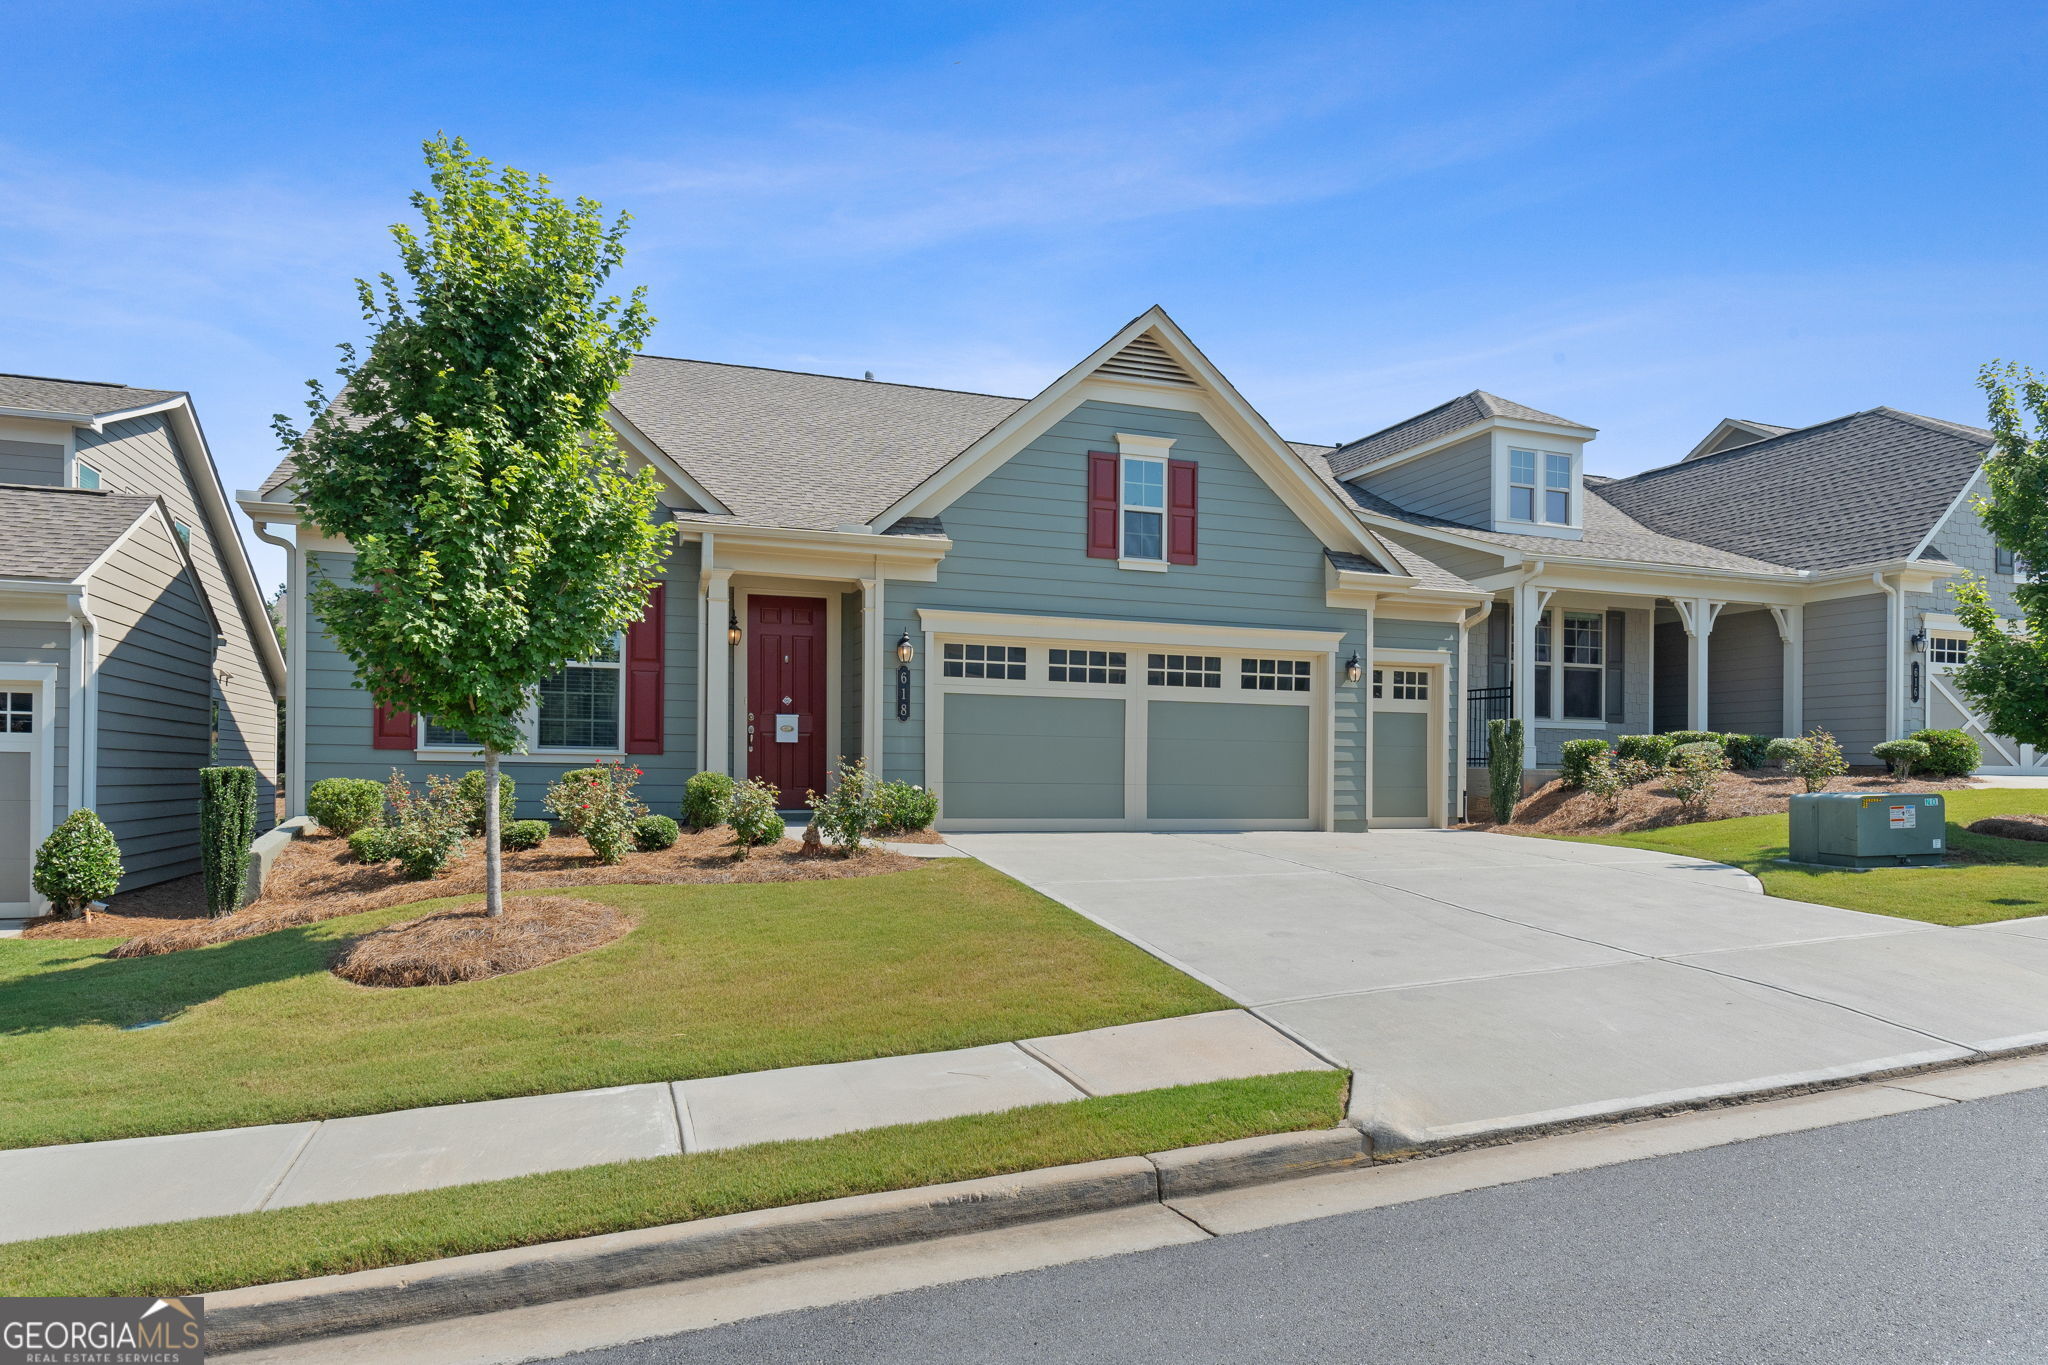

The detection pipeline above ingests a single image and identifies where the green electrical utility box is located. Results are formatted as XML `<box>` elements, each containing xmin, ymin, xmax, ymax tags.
<box><xmin>1788</xmin><ymin>793</ymin><xmax>1946</xmax><ymax>868</ymax></box>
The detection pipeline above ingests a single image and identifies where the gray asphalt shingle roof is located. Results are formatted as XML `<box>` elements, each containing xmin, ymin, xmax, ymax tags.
<box><xmin>1326</xmin><ymin>391</ymin><xmax>1590</xmax><ymax>479</ymax></box>
<box><xmin>0</xmin><ymin>486</ymin><xmax>159</xmax><ymax>580</ymax></box>
<box><xmin>0</xmin><ymin>373</ymin><xmax>185</xmax><ymax>417</ymax></box>
<box><xmin>1598</xmin><ymin>408</ymin><xmax>1991</xmax><ymax>572</ymax></box>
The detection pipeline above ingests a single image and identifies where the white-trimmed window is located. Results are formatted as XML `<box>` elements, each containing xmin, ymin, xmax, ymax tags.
<box><xmin>1531</xmin><ymin>610</ymin><xmax>1603</xmax><ymax>720</ymax></box>
<box><xmin>3</xmin><ymin>691</ymin><xmax>33</xmax><ymax>734</ymax></box>
<box><xmin>942</xmin><ymin>643</ymin><xmax>1027</xmax><ymax>680</ymax></box>
<box><xmin>1371</xmin><ymin>669</ymin><xmax>1429</xmax><ymax>701</ymax></box>
<box><xmin>1048</xmin><ymin>648</ymin><xmax>1125</xmax><ymax>684</ymax></box>
<box><xmin>1508</xmin><ymin>448</ymin><xmax>1574</xmax><ymax>526</ymax></box>
<box><xmin>1241</xmin><ymin>658</ymin><xmax>1311</xmax><ymax>692</ymax></box>
<box><xmin>1929</xmin><ymin>633</ymin><xmax>1971</xmax><ymax>667</ymax></box>
<box><xmin>1147</xmin><ymin>653</ymin><xmax>1221</xmax><ymax>688</ymax></box>
<box><xmin>1120</xmin><ymin>456</ymin><xmax>1167</xmax><ymax>561</ymax></box>
<box><xmin>75</xmin><ymin>463</ymin><xmax>101</xmax><ymax>491</ymax></box>
<box><xmin>422</xmin><ymin>637</ymin><xmax>624</xmax><ymax>751</ymax></box>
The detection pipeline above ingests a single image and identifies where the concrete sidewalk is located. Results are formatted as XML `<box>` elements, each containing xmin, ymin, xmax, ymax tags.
<box><xmin>951</xmin><ymin>829</ymin><xmax>2048</xmax><ymax>1153</ymax></box>
<box><xmin>0</xmin><ymin>1009</ymin><xmax>1328</xmax><ymax>1244</ymax></box>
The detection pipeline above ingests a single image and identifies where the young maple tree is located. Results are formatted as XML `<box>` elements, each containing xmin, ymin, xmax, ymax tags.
<box><xmin>277</xmin><ymin>136</ymin><xmax>670</xmax><ymax>916</ymax></box>
<box><xmin>1950</xmin><ymin>362</ymin><xmax>2048</xmax><ymax>750</ymax></box>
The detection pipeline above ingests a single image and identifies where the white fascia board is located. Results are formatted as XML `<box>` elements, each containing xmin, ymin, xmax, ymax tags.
<box><xmin>1343</xmin><ymin>415</ymin><xmax>1595</xmax><ymax>484</ymax></box>
<box><xmin>157</xmin><ymin>398</ymin><xmax>287</xmax><ymax>693</ymax></box>
<box><xmin>1908</xmin><ymin>463</ymin><xmax>1986</xmax><ymax>562</ymax></box>
<box><xmin>0</xmin><ymin>405</ymin><xmax>96</xmax><ymax>424</ymax></box>
<box><xmin>605</xmin><ymin>407</ymin><xmax>733</xmax><ymax>515</ymax></box>
<box><xmin>917</xmin><ymin>607</ymin><xmax>1346</xmax><ymax>654</ymax></box>
<box><xmin>872</xmin><ymin>307</ymin><xmax>1383</xmax><ymax>557</ymax></box>
<box><xmin>1351</xmin><ymin>510</ymin><xmax>1528</xmax><ymax>568</ymax></box>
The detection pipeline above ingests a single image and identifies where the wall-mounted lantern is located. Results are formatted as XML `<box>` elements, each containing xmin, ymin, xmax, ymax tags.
<box><xmin>1909</xmin><ymin>628</ymin><xmax>1927</xmax><ymax>653</ymax></box>
<box><xmin>896</xmin><ymin>630</ymin><xmax>916</xmax><ymax>665</ymax></box>
<box><xmin>727</xmin><ymin>611</ymin><xmax>742</xmax><ymax>647</ymax></box>
<box><xmin>1344</xmin><ymin>652</ymin><xmax>1363</xmax><ymax>684</ymax></box>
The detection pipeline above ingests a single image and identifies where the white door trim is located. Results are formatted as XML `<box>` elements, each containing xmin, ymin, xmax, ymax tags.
<box><xmin>0</xmin><ymin>664</ymin><xmax>60</xmax><ymax>914</ymax></box>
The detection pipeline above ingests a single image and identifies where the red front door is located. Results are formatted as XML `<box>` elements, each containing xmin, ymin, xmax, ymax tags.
<box><xmin>747</xmin><ymin>595</ymin><xmax>828</xmax><ymax>802</ymax></box>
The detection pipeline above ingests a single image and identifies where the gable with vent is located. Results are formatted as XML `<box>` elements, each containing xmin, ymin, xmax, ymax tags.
<box><xmin>1095</xmin><ymin>333</ymin><xmax>1199</xmax><ymax>388</ymax></box>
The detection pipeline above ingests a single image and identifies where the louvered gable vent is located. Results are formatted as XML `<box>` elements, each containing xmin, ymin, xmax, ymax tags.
<box><xmin>1096</xmin><ymin>333</ymin><xmax>1198</xmax><ymax>387</ymax></box>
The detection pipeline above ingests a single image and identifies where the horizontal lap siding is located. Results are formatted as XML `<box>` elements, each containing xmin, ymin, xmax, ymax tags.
<box><xmin>1707</xmin><ymin>608</ymin><xmax>1783</xmax><ymax>738</ymax></box>
<box><xmin>0</xmin><ymin>439</ymin><xmax>65</xmax><ymax>485</ymax></box>
<box><xmin>0</xmin><ymin>623</ymin><xmax>70</xmax><ymax>817</ymax></box>
<box><xmin>1803</xmin><ymin>594</ymin><xmax>1888</xmax><ymax>762</ymax></box>
<box><xmin>884</xmin><ymin>399</ymin><xmax>1374</xmax><ymax>829</ymax></box>
<box><xmin>1357</xmin><ymin>435</ymin><xmax>1492</xmax><ymax>525</ymax></box>
<box><xmin>302</xmin><ymin>539</ymin><xmax>700</xmax><ymax>821</ymax></box>
<box><xmin>76</xmin><ymin>416</ymin><xmax>276</xmax><ymax>829</ymax></box>
<box><xmin>89</xmin><ymin>517</ymin><xmax>214</xmax><ymax>888</ymax></box>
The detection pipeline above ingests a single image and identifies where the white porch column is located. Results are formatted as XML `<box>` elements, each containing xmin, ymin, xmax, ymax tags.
<box><xmin>1512</xmin><ymin>581</ymin><xmax>1546</xmax><ymax>772</ymax></box>
<box><xmin>1769</xmin><ymin>606</ymin><xmax>1802</xmax><ymax>737</ymax></box>
<box><xmin>703</xmin><ymin>568</ymin><xmax>734</xmax><ymax>775</ymax></box>
<box><xmin>1676</xmin><ymin>596</ymin><xmax>1724</xmax><ymax>732</ymax></box>
<box><xmin>859</xmin><ymin>576</ymin><xmax>883</xmax><ymax>776</ymax></box>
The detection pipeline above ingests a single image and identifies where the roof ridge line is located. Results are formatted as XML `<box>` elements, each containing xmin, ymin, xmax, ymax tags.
<box><xmin>627</xmin><ymin>352</ymin><xmax>1029</xmax><ymax>404</ymax></box>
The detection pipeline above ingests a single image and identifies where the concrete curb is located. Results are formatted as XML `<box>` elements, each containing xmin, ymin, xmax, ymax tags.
<box><xmin>243</xmin><ymin>817</ymin><xmax>315</xmax><ymax>906</ymax></box>
<box><xmin>205</xmin><ymin>1128</ymin><xmax>1362</xmax><ymax>1354</ymax></box>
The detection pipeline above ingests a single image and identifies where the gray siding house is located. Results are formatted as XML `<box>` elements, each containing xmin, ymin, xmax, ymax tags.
<box><xmin>244</xmin><ymin>309</ymin><xmax>2033</xmax><ymax>839</ymax></box>
<box><xmin>0</xmin><ymin>375</ymin><xmax>284</xmax><ymax>918</ymax></box>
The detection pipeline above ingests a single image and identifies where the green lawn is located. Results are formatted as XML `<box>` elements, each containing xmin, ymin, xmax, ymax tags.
<box><xmin>1526</xmin><ymin>787</ymin><xmax>2048</xmax><ymax>926</ymax></box>
<box><xmin>0</xmin><ymin>1071</ymin><xmax>1345</xmax><ymax>1299</ymax></box>
<box><xmin>0</xmin><ymin>860</ymin><xmax>1231</xmax><ymax>1149</ymax></box>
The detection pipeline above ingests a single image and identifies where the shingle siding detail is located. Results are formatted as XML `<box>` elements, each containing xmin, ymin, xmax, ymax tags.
<box><xmin>1903</xmin><ymin>476</ymin><xmax>2022</xmax><ymax>735</ymax></box>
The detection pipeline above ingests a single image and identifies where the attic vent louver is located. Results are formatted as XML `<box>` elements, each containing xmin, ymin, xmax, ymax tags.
<box><xmin>1096</xmin><ymin>333</ymin><xmax>1198</xmax><ymax>387</ymax></box>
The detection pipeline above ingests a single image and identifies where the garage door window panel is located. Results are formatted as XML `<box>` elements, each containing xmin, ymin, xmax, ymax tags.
<box><xmin>1048</xmin><ymin>649</ymin><xmax>1127</xmax><ymax>685</ymax></box>
<box><xmin>942</xmin><ymin>643</ymin><xmax>1027</xmax><ymax>681</ymax></box>
<box><xmin>1148</xmin><ymin>654</ymin><xmax>1221</xmax><ymax>688</ymax></box>
<box><xmin>1241</xmin><ymin>658</ymin><xmax>1311</xmax><ymax>692</ymax></box>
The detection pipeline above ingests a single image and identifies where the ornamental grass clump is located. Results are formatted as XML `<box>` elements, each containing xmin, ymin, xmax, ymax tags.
<box><xmin>199</xmin><ymin>765</ymin><xmax>258</xmax><ymax>917</ymax></box>
<box><xmin>807</xmin><ymin>757</ymin><xmax>879</xmax><ymax>855</ymax></box>
<box><xmin>384</xmin><ymin>771</ymin><xmax>470</xmax><ymax>880</ymax></box>
<box><xmin>306</xmin><ymin>777</ymin><xmax>385</xmax><ymax>835</ymax></box>
<box><xmin>33</xmin><ymin>809</ymin><xmax>122</xmax><ymax>921</ymax></box>
<box><xmin>546</xmin><ymin>761</ymin><xmax>646</xmax><ymax>865</ymax></box>
<box><xmin>728</xmin><ymin>778</ymin><xmax>785</xmax><ymax>858</ymax></box>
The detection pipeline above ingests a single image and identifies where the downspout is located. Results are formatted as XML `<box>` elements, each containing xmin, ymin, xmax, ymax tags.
<box><xmin>1456</xmin><ymin>599</ymin><xmax>1494</xmax><ymax>823</ymax></box>
<box><xmin>64</xmin><ymin>586</ymin><xmax>95</xmax><ymax>814</ymax></box>
<box><xmin>1514</xmin><ymin>560</ymin><xmax>1546</xmax><ymax>775</ymax></box>
<box><xmin>1872</xmin><ymin>570</ymin><xmax>1902</xmax><ymax>744</ymax></box>
<box><xmin>251</xmin><ymin>520</ymin><xmax>300</xmax><ymax>816</ymax></box>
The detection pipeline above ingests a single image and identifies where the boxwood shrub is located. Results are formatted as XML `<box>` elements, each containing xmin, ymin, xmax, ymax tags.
<box><xmin>1720</xmin><ymin>733</ymin><xmax>1772</xmax><ymax>770</ymax></box>
<box><xmin>200</xmin><ymin>765</ymin><xmax>258</xmax><ymax>918</ymax></box>
<box><xmin>1614</xmin><ymin>734</ymin><xmax>1676</xmax><ymax>768</ymax></box>
<box><xmin>1664</xmin><ymin>730</ymin><xmax>1725</xmax><ymax>751</ymax></box>
<box><xmin>1909</xmin><ymin>728</ymin><xmax>1980</xmax><ymax>778</ymax></box>
<box><xmin>307</xmin><ymin>777</ymin><xmax>384</xmax><ymax>836</ymax></box>
<box><xmin>683</xmin><ymin>771</ymin><xmax>736</xmax><ymax>831</ymax></box>
<box><xmin>348</xmin><ymin>826</ymin><xmax>396</xmax><ymax>863</ymax></box>
<box><xmin>500</xmin><ymin>819</ymin><xmax>550</xmax><ymax>851</ymax></box>
<box><xmin>1558</xmin><ymin>738</ymin><xmax>1612</xmax><ymax>788</ymax></box>
<box><xmin>633</xmin><ymin>814</ymin><xmax>681</xmax><ymax>852</ymax></box>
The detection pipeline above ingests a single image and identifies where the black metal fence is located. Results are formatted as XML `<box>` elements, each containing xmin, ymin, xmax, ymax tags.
<box><xmin>1466</xmin><ymin>685</ymin><xmax>1512</xmax><ymax>764</ymax></box>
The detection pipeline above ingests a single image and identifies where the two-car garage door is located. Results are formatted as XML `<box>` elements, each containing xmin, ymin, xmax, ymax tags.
<box><xmin>935</xmin><ymin>646</ymin><xmax>1317</xmax><ymax>830</ymax></box>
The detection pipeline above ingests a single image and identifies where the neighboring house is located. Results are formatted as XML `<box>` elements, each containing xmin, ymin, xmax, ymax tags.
<box><xmin>239</xmin><ymin>308</ymin><xmax>2033</xmax><ymax>841</ymax></box>
<box><xmin>0</xmin><ymin>374</ymin><xmax>285</xmax><ymax>916</ymax></box>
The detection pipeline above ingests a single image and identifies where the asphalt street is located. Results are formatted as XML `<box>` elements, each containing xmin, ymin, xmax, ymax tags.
<box><xmin>542</xmin><ymin>1086</ymin><xmax>2048</xmax><ymax>1364</ymax></box>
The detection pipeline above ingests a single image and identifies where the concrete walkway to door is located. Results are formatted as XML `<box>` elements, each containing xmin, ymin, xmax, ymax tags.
<box><xmin>947</xmin><ymin>829</ymin><xmax>2048</xmax><ymax>1152</ymax></box>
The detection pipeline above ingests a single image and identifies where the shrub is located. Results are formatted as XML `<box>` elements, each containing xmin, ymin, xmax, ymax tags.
<box><xmin>546</xmin><ymin>768</ymin><xmax>610</xmax><ymax>834</ymax></box>
<box><xmin>1721</xmin><ymin>733</ymin><xmax>1772</xmax><ymax>770</ymax></box>
<box><xmin>1580</xmin><ymin>751</ymin><xmax>1625</xmax><ymax>812</ymax></box>
<box><xmin>632</xmin><ymin>814</ymin><xmax>680</xmax><ymax>852</ymax></box>
<box><xmin>33</xmin><ymin>809</ymin><xmax>122</xmax><ymax>918</ymax></box>
<box><xmin>348</xmin><ymin>826</ymin><xmax>396</xmax><ymax>863</ymax></box>
<box><xmin>807</xmin><ymin>757</ymin><xmax>879</xmax><ymax>855</ymax></box>
<box><xmin>546</xmin><ymin>762</ymin><xmax>647</xmax><ymax>865</ymax></box>
<box><xmin>1615</xmin><ymin>755</ymin><xmax>1658</xmax><ymax>787</ymax></box>
<box><xmin>1558</xmin><ymin>739</ymin><xmax>1612</xmax><ymax>788</ymax></box>
<box><xmin>1615</xmin><ymin>734</ymin><xmax>1676</xmax><ymax>769</ymax></box>
<box><xmin>728</xmin><ymin>778</ymin><xmax>785</xmax><ymax>858</ymax></box>
<box><xmin>1664</xmin><ymin>730</ymin><xmax>1725</xmax><ymax>751</ymax></box>
<box><xmin>384</xmin><ymin>771</ymin><xmax>469</xmax><ymax>879</ymax></box>
<box><xmin>1487</xmin><ymin>718</ymin><xmax>1524</xmax><ymax>823</ymax></box>
<box><xmin>199</xmin><ymin>765</ymin><xmax>259</xmax><ymax>917</ymax></box>
<box><xmin>1777</xmin><ymin>728</ymin><xmax>1848</xmax><ymax>793</ymax></box>
<box><xmin>1871</xmin><ymin>739</ymin><xmax>1930</xmax><ymax>778</ymax></box>
<box><xmin>874</xmin><ymin>780</ymin><xmax>939</xmax><ymax>833</ymax></box>
<box><xmin>307</xmin><ymin>777</ymin><xmax>385</xmax><ymax>835</ymax></box>
<box><xmin>500</xmin><ymin>819</ymin><xmax>550</xmax><ymax>851</ymax></box>
<box><xmin>1666</xmin><ymin>743</ymin><xmax>1731</xmax><ymax>821</ymax></box>
<box><xmin>682</xmin><ymin>771</ymin><xmax>736</xmax><ymax>831</ymax></box>
<box><xmin>1909</xmin><ymin>728</ymin><xmax>1980</xmax><ymax>778</ymax></box>
<box><xmin>454</xmin><ymin>769</ymin><xmax>516</xmax><ymax>836</ymax></box>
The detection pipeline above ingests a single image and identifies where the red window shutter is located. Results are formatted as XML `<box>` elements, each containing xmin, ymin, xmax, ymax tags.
<box><xmin>371</xmin><ymin>702</ymin><xmax>415</xmax><ymax>750</ymax></box>
<box><xmin>624</xmin><ymin>582</ymin><xmax>665</xmax><ymax>755</ymax></box>
<box><xmin>1086</xmin><ymin>451</ymin><xmax>1120</xmax><ymax>559</ymax></box>
<box><xmin>1167</xmin><ymin>458</ymin><xmax>1199</xmax><ymax>565</ymax></box>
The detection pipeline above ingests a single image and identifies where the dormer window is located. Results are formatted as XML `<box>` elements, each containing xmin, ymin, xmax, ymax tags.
<box><xmin>1507</xmin><ymin>448</ymin><xmax>1573</xmax><ymax>526</ymax></box>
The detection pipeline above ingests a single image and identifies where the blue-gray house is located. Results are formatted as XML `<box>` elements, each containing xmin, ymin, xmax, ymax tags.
<box><xmin>240</xmin><ymin>308</ymin><xmax>2036</xmax><ymax>835</ymax></box>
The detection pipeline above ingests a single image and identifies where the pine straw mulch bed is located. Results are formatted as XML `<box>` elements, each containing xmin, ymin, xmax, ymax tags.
<box><xmin>27</xmin><ymin>828</ymin><xmax>916</xmax><ymax>954</ymax></box>
<box><xmin>1490</xmin><ymin>768</ymin><xmax>1982</xmax><ymax>836</ymax></box>
<box><xmin>329</xmin><ymin>895</ymin><xmax>630</xmax><ymax>987</ymax></box>
<box><xmin>1968</xmin><ymin>815</ymin><xmax>2048</xmax><ymax>843</ymax></box>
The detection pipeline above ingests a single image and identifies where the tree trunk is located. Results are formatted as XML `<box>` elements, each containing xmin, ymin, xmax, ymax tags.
<box><xmin>484</xmin><ymin>747</ymin><xmax>505</xmax><ymax>918</ymax></box>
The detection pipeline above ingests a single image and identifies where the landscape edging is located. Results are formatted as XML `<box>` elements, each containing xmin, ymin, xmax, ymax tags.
<box><xmin>203</xmin><ymin>1127</ymin><xmax>1363</xmax><ymax>1353</ymax></box>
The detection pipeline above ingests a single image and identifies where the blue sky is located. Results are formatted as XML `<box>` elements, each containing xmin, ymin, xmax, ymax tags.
<box><xmin>5</xmin><ymin>0</ymin><xmax>2044</xmax><ymax>586</ymax></box>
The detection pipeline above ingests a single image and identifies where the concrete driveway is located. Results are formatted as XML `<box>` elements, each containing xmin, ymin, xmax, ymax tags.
<box><xmin>947</xmin><ymin>830</ymin><xmax>2048</xmax><ymax>1151</ymax></box>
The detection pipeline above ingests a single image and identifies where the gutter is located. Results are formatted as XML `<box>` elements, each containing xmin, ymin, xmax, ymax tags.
<box><xmin>249</xmin><ymin>518</ymin><xmax>303</xmax><ymax>819</ymax></box>
<box><xmin>1872</xmin><ymin>570</ymin><xmax>1903</xmax><ymax>742</ymax></box>
<box><xmin>63</xmin><ymin>584</ymin><xmax>97</xmax><ymax>812</ymax></box>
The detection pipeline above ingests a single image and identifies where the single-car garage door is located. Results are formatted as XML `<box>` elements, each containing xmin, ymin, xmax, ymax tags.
<box><xmin>941</xmin><ymin>693</ymin><xmax>1126</xmax><ymax>821</ymax></box>
<box><xmin>1147</xmin><ymin>700</ymin><xmax>1310</xmax><ymax>820</ymax></box>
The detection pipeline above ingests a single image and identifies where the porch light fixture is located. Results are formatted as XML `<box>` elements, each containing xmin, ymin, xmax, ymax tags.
<box><xmin>896</xmin><ymin>631</ymin><xmax>915</xmax><ymax>665</ymax></box>
<box><xmin>727</xmin><ymin>611</ymin><xmax>742</xmax><ymax>647</ymax></box>
<box><xmin>1345</xmin><ymin>652</ymin><xmax>1363</xmax><ymax>684</ymax></box>
<box><xmin>1909</xmin><ymin>628</ymin><xmax>1927</xmax><ymax>653</ymax></box>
